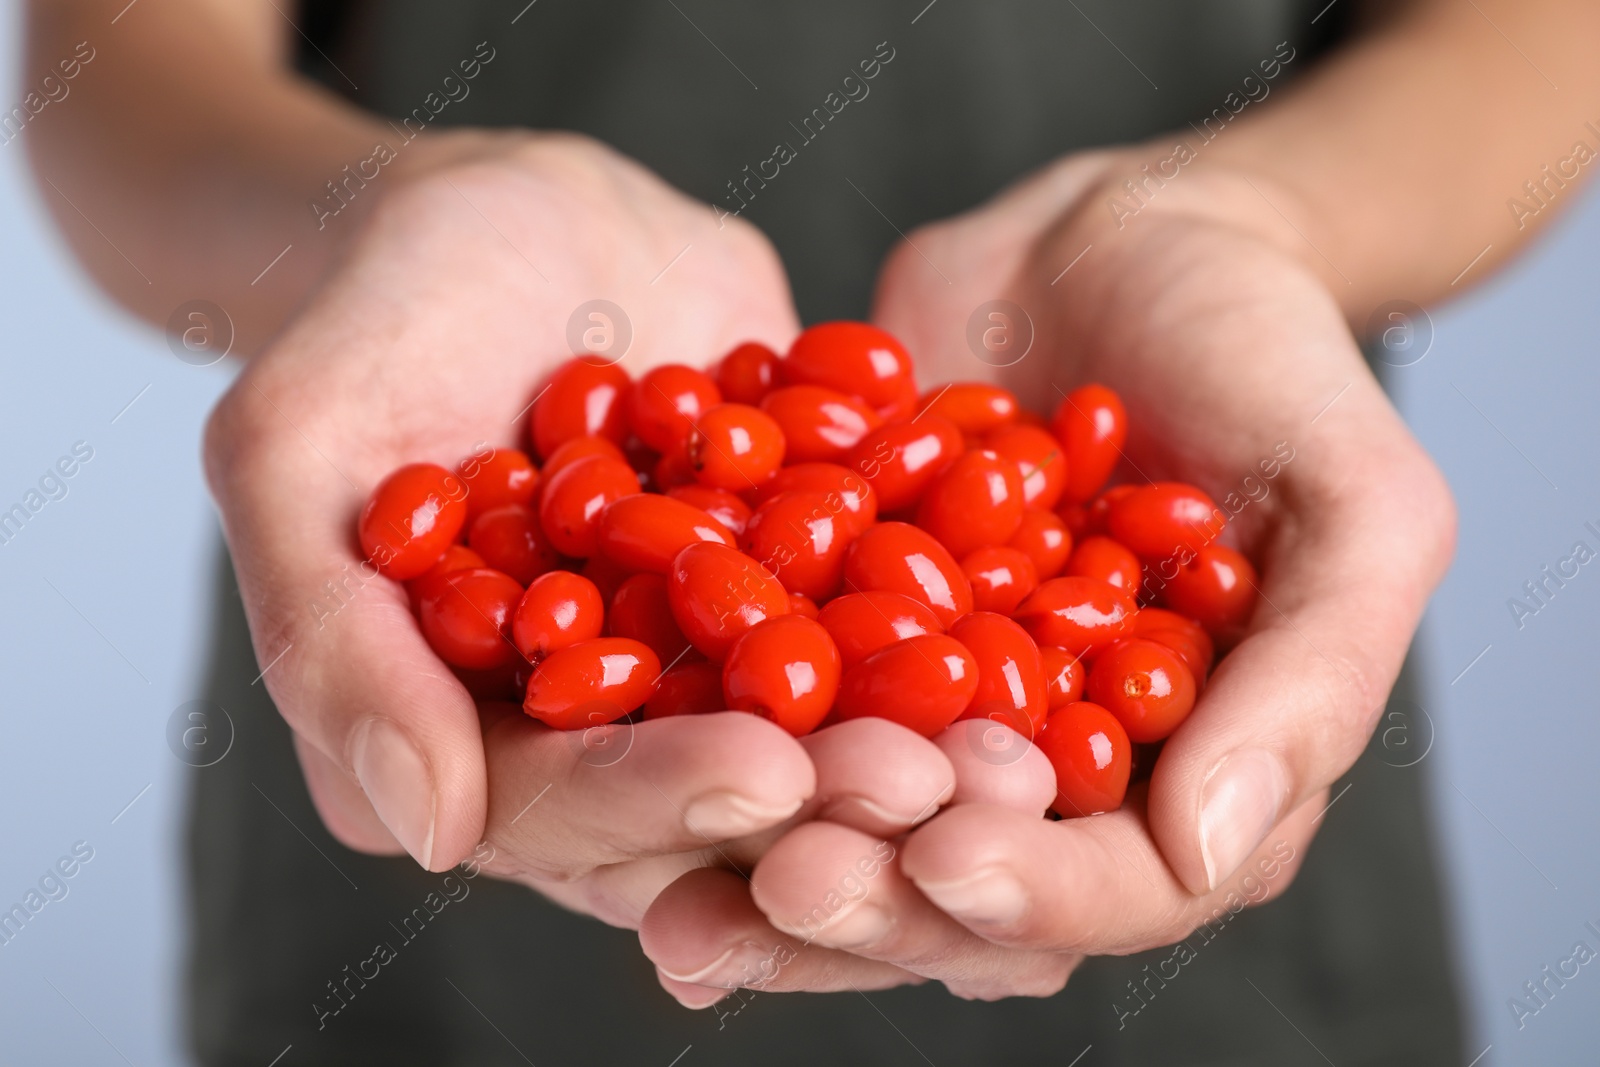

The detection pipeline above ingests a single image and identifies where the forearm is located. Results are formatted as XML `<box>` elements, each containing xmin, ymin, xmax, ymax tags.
<box><xmin>1091</xmin><ymin>0</ymin><xmax>1600</xmax><ymax>319</ymax></box>
<box><xmin>23</xmin><ymin>0</ymin><xmax>478</xmax><ymax>353</ymax></box>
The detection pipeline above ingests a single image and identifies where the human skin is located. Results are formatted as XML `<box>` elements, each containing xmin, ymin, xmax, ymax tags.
<box><xmin>25</xmin><ymin>0</ymin><xmax>1600</xmax><ymax>1006</ymax></box>
<box><xmin>645</xmin><ymin>157</ymin><xmax>1455</xmax><ymax>1000</ymax></box>
<box><xmin>641</xmin><ymin>1</ymin><xmax>1600</xmax><ymax>1002</ymax></box>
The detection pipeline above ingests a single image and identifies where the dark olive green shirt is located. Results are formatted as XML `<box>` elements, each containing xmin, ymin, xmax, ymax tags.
<box><xmin>184</xmin><ymin>4</ymin><xmax>1464</xmax><ymax>1064</ymax></box>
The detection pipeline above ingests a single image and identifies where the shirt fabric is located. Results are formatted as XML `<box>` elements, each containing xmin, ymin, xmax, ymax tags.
<box><xmin>184</xmin><ymin>3</ymin><xmax>1467</xmax><ymax>1063</ymax></box>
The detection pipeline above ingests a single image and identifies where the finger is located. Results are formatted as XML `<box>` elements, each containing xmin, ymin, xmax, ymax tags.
<box><xmin>1145</xmin><ymin>403</ymin><xmax>1455</xmax><ymax>894</ymax></box>
<box><xmin>207</xmin><ymin>398</ymin><xmax>490</xmax><ymax>873</ymax></box>
<box><xmin>639</xmin><ymin>868</ymin><xmax>921</xmax><ymax>1007</ymax></box>
<box><xmin>933</xmin><ymin>721</ymin><xmax>1055</xmax><ymax>814</ymax></box>
<box><xmin>202</xmin><ymin>147</ymin><xmax>805</xmax><ymax>874</ymax></box>
<box><xmin>293</xmin><ymin>731</ymin><xmax>403</xmax><ymax>856</ymax></box>
<box><xmin>479</xmin><ymin>711</ymin><xmax>815</xmax><ymax>881</ymax></box>
<box><xmin>797</xmin><ymin>718</ymin><xmax>955</xmax><ymax>837</ymax></box>
<box><xmin>520</xmin><ymin>721</ymin><xmax>952</xmax><ymax>929</ymax></box>
<box><xmin>531</xmin><ymin>850</ymin><xmax>709</xmax><ymax>930</ymax></box>
<box><xmin>750</xmin><ymin>822</ymin><xmax>1078</xmax><ymax>1000</ymax></box>
<box><xmin>901</xmin><ymin>791</ymin><xmax>1316</xmax><ymax>956</ymax></box>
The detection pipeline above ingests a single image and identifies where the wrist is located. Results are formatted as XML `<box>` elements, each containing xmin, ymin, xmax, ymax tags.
<box><xmin>1072</xmin><ymin>151</ymin><xmax>1321</xmax><ymax>265</ymax></box>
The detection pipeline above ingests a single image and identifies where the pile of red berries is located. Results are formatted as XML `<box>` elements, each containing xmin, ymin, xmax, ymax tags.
<box><xmin>357</xmin><ymin>322</ymin><xmax>1257</xmax><ymax>818</ymax></box>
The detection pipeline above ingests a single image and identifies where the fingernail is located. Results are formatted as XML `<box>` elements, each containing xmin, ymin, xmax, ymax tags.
<box><xmin>812</xmin><ymin>900</ymin><xmax>893</xmax><ymax>949</ymax></box>
<box><xmin>1198</xmin><ymin>749</ymin><xmax>1288</xmax><ymax>891</ymax></box>
<box><xmin>351</xmin><ymin>718</ymin><xmax>436</xmax><ymax>870</ymax></box>
<box><xmin>660</xmin><ymin>940</ymin><xmax>778</xmax><ymax>989</ymax></box>
<box><xmin>683</xmin><ymin>792</ymin><xmax>803</xmax><ymax>839</ymax></box>
<box><xmin>915</xmin><ymin>867</ymin><xmax>1028</xmax><ymax>927</ymax></box>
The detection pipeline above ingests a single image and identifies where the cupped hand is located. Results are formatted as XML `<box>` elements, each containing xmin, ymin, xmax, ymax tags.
<box><xmin>643</xmin><ymin>154</ymin><xmax>1456</xmax><ymax>1001</ymax></box>
<box><xmin>203</xmin><ymin>133</ymin><xmax>955</xmax><ymax>936</ymax></box>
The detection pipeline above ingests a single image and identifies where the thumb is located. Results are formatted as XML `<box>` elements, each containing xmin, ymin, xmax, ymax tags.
<box><xmin>1146</xmin><ymin>407</ymin><xmax>1456</xmax><ymax>894</ymax></box>
<box><xmin>205</xmin><ymin>382</ymin><xmax>488</xmax><ymax>873</ymax></box>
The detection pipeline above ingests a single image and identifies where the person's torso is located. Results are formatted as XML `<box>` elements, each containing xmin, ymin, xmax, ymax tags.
<box><xmin>299</xmin><ymin>0</ymin><xmax>1345</xmax><ymax>318</ymax></box>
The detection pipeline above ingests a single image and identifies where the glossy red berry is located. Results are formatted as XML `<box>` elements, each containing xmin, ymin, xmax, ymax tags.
<box><xmin>1008</xmin><ymin>509</ymin><xmax>1073</xmax><ymax>580</ymax></box>
<box><xmin>1134</xmin><ymin>606</ymin><xmax>1213</xmax><ymax>648</ymax></box>
<box><xmin>629</xmin><ymin>364</ymin><xmax>722</xmax><ymax>453</ymax></box>
<box><xmin>467</xmin><ymin>504</ymin><xmax>561</xmax><ymax>585</ymax></box>
<box><xmin>843</xmin><ymin>521</ymin><xmax>973</xmax><ymax>628</ymax></box>
<box><xmin>458</xmin><ymin>447</ymin><xmax>539</xmax><ymax>523</ymax></box>
<box><xmin>744</xmin><ymin>490</ymin><xmax>857</xmax><ymax>600</ymax></box>
<box><xmin>1058</xmin><ymin>483</ymin><xmax>1135</xmax><ymax>541</ymax></box>
<box><xmin>538</xmin><ymin>436</ymin><xmax>629</xmax><ymax>483</ymax></box>
<box><xmin>846</xmin><ymin>416</ymin><xmax>964</xmax><ymax>513</ymax></box>
<box><xmin>759</xmin><ymin>385</ymin><xmax>881</xmax><ymax>465</ymax></box>
<box><xmin>418</xmin><ymin>567</ymin><xmax>523</xmax><ymax>670</ymax></box>
<box><xmin>642</xmin><ymin>660</ymin><xmax>725</xmax><ymax>720</ymax></box>
<box><xmin>531</xmin><ymin>357</ymin><xmax>632</xmax><ymax>459</ymax></box>
<box><xmin>833</xmin><ymin>634</ymin><xmax>979</xmax><ymax>737</ymax></box>
<box><xmin>622</xmin><ymin>433</ymin><xmax>662</xmax><ymax>478</ymax></box>
<box><xmin>579</xmin><ymin>551</ymin><xmax>631</xmax><ymax>605</ymax></box>
<box><xmin>745</xmin><ymin>463</ymin><xmax>877</xmax><ymax>535</ymax></box>
<box><xmin>607</xmin><ymin>572</ymin><xmax>693</xmax><ymax>665</ymax></box>
<box><xmin>1064</xmin><ymin>535</ymin><xmax>1143</xmax><ymax>594</ymax></box>
<box><xmin>816</xmin><ymin>590</ymin><xmax>944</xmax><ymax>670</ymax></box>
<box><xmin>1040</xmin><ymin>646</ymin><xmax>1085</xmax><ymax>710</ymax></box>
<box><xmin>522</xmin><ymin>637</ymin><xmax>660</xmax><ymax>730</ymax></box>
<box><xmin>685</xmin><ymin>403</ymin><xmax>786</xmax><ymax>491</ymax></box>
<box><xmin>1086</xmin><ymin>638</ymin><xmax>1197</xmax><ymax>742</ymax></box>
<box><xmin>667</xmin><ymin>542</ymin><xmax>790</xmax><ymax>660</ymax></box>
<box><xmin>722</xmin><ymin>615</ymin><xmax>842</xmax><ymax>736</ymax></box>
<box><xmin>960</xmin><ymin>546</ymin><xmax>1039</xmax><ymax>615</ymax></box>
<box><xmin>406</xmin><ymin>544</ymin><xmax>487</xmax><ymax>614</ymax></box>
<box><xmin>915</xmin><ymin>449</ymin><xmax>1026</xmax><ymax>558</ymax></box>
<box><xmin>877</xmin><ymin>375</ymin><xmax>920</xmax><ymax>422</ymax></box>
<box><xmin>1136</xmin><ymin>625</ymin><xmax>1211</xmax><ymax>688</ymax></box>
<box><xmin>537</xmin><ymin>455</ymin><xmax>640</xmax><ymax>558</ymax></box>
<box><xmin>715</xmin><ymin>341</ymin><xmax>780</xmax><ymax>406</ymax></box>
<box><xmin>594</xmin><ymin>493</ymin><xmax>734</xmax><ymax>574</ymax></box>
<box><xmin>1134</xmin><ymin>607</ymin><xmax>1216</xmax><ymax>680</ymax></box>
<box><xmin>511</xmin><ymin>570</ymin><xmax>605</xmax><ymax>659</ymax></box>
<box><xmin>1012</xmin><ymin>576</ymin><xmax>1138</xmax><ymax>659</ymax></box>
<box><xmin>984</xmin><ymin>425</ymin><xmax>1068</xmax><ymax>511</ymax></box>
<box><xmin>1038</xmin><ymin>701</ymin><xmax>1132</xmax><ymax>817</ymax></box>
<box><xmin>782</xmin><ymin>321</ymin><xmax>914</xmax><ymax>411</ymax></box>
<box><xmin>950</xmin><ymin>612</ymin><xmax>1047</xmax><ymax>736</ymax></box>
<box><xmin>650</xmin><ymin>447</ymin><xmax>696</xmax><ymax>491</ymax></box>
<box><xmin>787</xmin><ymin>591</ymin><xmax>820</xmax><ymax>618</ymax></box>
<box><xmin>1108</xmin><ymin>482</ymin><xmax>1224</xmax><ymax>562</ymax></box>
<box><xmin>1161</xmin><ymin>544</ymin><xmax>1258</xmax><ymax>637</ymax></box>
<box><xmin>359</xmin><ymin>463</ymin><xmax>469</xmax><ymax>580</ymax></box>
<box><xmin>916</xmin><ymin>382</ymin><xmax>1019</xmax><ymax>437</ymax></box>
<box><xmin>666</xmin><ymin>484</ymin><xmax>753</xmax><ymax>539</ymax></box>
<box><xmin>1050</xmin><ymin>383</ymin><xmax>1127</xmax><ymax>504</ymax></box>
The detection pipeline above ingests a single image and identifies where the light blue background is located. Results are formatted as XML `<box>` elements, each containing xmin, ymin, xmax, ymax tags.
<box><xmin>1</xmin><ymin>5</ymin><xmax>1597</xmax><ymax>1064</ymax></box>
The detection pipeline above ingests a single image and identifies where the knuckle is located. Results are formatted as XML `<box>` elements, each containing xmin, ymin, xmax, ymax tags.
<box><xmin>202</xmin><ymin>376</ymin><xmax>283</xmax><ymax>502</ymax></box>
<box><xmin>886</xmin><ymin>225</ymin><xmax>946</xmax><ymax>281</ymax></box>
<box><xmin>1405</xmin><ymin>454</ymin><xmax>1459</xmax><ymax>573</ymax></box>
<box><xmin>506</xmin><ymin>129</ymin><xmax>622</xmax><ymax>176</ymax></box>
<box><xmin>714</xmin><ymin>213</ymin><xmax>785</xmax><ymax>271</ymax></box>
